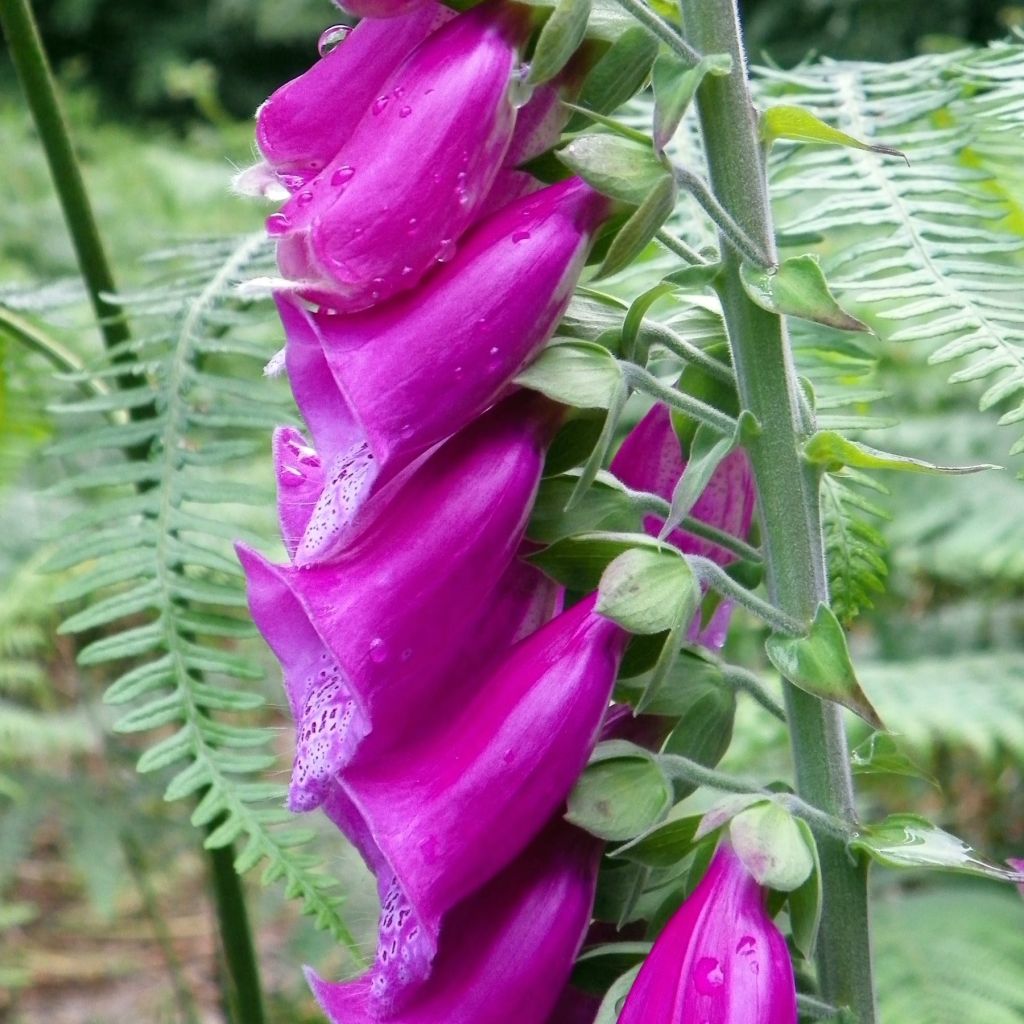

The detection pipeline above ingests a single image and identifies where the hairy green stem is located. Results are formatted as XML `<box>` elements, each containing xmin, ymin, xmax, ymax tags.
<box><xmin>720</xmin><ymin>664</ymin><xmax>787</xmax><ymax>722</ymax></box>
<box><xmin>609</xmin><ymin>0</ymin><xmax>702</xmax><ymax>64</ymax></box>
<box><xmin>621</xmin><ymin>362</ymin><xmax>737</xmax><ymax>434</ymax></box>
<box><xmin>0</xmin><ymin>2</ymin><xmax>268</xmax><ymax>1018</ymax></box>
<box><xmin>637</xmin><ymin>321</ymin><xmax>736</xmax><ymax>384</ymax></box>
<box><xmin>682</xmin><ymin>2</ymin><xmax>876</xmax><ymax>1018</ymax></box>
<box><xmin>689</xmin><ymin>556</ymin><xmax>804</xmax><ymax>635</ymax></box>
<box><xmin>655</xmin><ymin>227</ymin><xmax>708</xmax><ymax>266</ymax></box>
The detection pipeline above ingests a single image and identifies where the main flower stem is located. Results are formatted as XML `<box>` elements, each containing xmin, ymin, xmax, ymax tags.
<box><xmin>680</xmin><ymin>1</ymin><xmax>877</xmax><ymax>1018</ymax></box>
<box><xmin>0</xmin><ymin>2</ymin><xmax>266</xmax><ymax>1019</ymax></box>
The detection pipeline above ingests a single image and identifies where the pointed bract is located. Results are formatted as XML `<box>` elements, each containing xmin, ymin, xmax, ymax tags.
<box><xmin>279</xmin><ymin>177</ymin><xmax>607</xmax><ymax>562</ymax></box>
<box><xmin>618</xmin><ymin>844</ymin><xmax>797</xmax><ymax>1024</ymax></box>
<box><xmin>308</xmin><ymin>820</ymin><xmax>601</xmax><ymax>1024</ymax></box>
<box><xmin>272</xmin><ymin>3</ymin><xmax>529</xmax><ymax>310</ymax></box>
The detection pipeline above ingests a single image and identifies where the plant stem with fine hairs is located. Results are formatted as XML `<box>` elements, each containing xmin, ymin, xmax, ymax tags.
<box><xmin>681</xmin><ymin>0</ymin><xmax>878</xmax><ymax>1018</ymax></box>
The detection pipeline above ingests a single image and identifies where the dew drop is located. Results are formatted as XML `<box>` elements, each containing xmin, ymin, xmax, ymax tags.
<box><xmin>331</xmin><ymin>165</ymin><xmax>355</xmax><ymax>187</ymax></box>
<box><xmin>694</xmin><ymin>957</ymin><xmax>725</xmax><ymax>996</ymax></box>
<box><xmin>297</xmin><ymin>190</ymin><xmax>314</xmax><ymax>206</ymax></box>
<box><xmin>488</xmin><ymin>346</ymin><xmax>500</xmax><ymax>358</ymax></box>
<box><xmin>317</xmin><ymin>24</ymin><xmax>351</xmax><ymax>57</ymax></box>
<box><xmin>372</xmin><ymin>95</ymin><xmax>389</xmax><ymax>116</ymax></box>
<box><xmin>512</xmin><ymin>229</ymin><xmax>531</xmax><ymax>244</ymax></box>
<box><xmin>266</xmin><ymin>212</ymin><xmax>291</xmax><ymax>236</ymax></box>
<box><xmin>399</xmin><ymin>105</ymin><xmax>413</xmax><ymax>119</ymax></box>
<box><xmin>508</xmin><ymin>63</ymin><xmax>535</xmax><ymax>109</ymax></box>
<box><xmin>401</xmin><ymin>265</ymin><xmax>414</xmax><ymax>276</ymax></box>
<box><xmin>279</xmin><ymin>466</ymin><xmax>305</xmax><ymax>488</ymax></box>
<box><xmin>369</xmin><ymin>638</ymin><xmax>388</xmax><ymax>664</ymax></box>
<box><xmin>277</xmin><ymin>172</ymin><xmax>306</xmax><ymax>193</ymax></box>
<box><xmin>406</xmin><ymin>217</ymin><xmax>419</xmax><ymax>234</ymax></box>
<box><xmin>435</xmin><ymin>237</ymin><xmax>456</xmax><ymax>263</ymax></box>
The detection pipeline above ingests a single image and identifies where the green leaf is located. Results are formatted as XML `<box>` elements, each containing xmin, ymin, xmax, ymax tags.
<box><xmin>739</xmin><ymin>255</ymin><xmax>868</xmax><ymax>332</ymax></box>
<box><xmin>514</xmin><ymin>340</ymin><xmax>623</xmax><ymax>408</ymax></box>
<box><xmin>653</xmin><ymin>52</ymin><xmax>732</xmax><ymax>150</ymax></box>
<box><xmin>528</xmin><ymin>530</ymin><xmax>663</xmax><ymax>590</ymax></box>
<box><xmin>761</xmin><ymin>104</ymin><xmax>906</xmax><ymax>161</ymax></box>
<box><xmin>577</xmin><ymin>25</ymin><xmax>659</xmax><ymax>115</ymax></box>
<box><xmin>788</xmin><ymin>818</ymin><xmax>823</xmax><ymax>959</ymax></box>
<box><xmin>528</xmin><ymin>472</ymin><xmax>641</xmax><ymax>544</ymax></box>
<box><xmin>851</xmin><ymin>815</ymin><xmax>1024</xmax><ymax>884</ymax></box>
<box><xmin>557</xmin><ymin>134</ymin><xmax>670</xmax><ymax>206</ymax></box>
<box><xmin>598</xmin><ymin>173</ymin><xmax>678</xmax><ymax>279</ymax></box>
<box><xmin>528</xmin><ymin>0</ymin><xmax>591</xmax><ymax>85</ymax></box>
<box><xmin>804</xmin><ymin>431</ymin><xmax>999</xmax><ymax>476</ymax></box>
<box><xmin>596</xmin><ymin>547</ymin><xmax>699</xmax><ymax>634</ymax></box>
<box><xmin>729</xmin><ymin>801</ymin><xmax>815</xmax><ymax>892</ymax></box>
<box><xmin>566</xmin><ymin>740</ymin><xmax>673</xmax><ymax>841</ymax></box>
<box><xmin>765</xmin><ymin>603</ymin><xmax>884</xmax><ymax>729</ymax></box>
<box><xmin>660</xmin><ymin>678</ymin><xmax>736</xmax><ymax>796</ymax></box>
<box><xmin>594</xmin><ymin>965</ymin><xmax>642</xmax><ymax>1024</ymax></box>
<box><xmin>572</xmin><ymin>942</ymin><xmax>651</xmax><ymax>996</ymax></box>
<box><xmin>612</xmin><ymin>805</ymin><xmax>703</xmax><ymax>867</ymax></box>
<box><xmin>850</xmin><ymin>732</ymin><xmax>937</xmax><ymax>786</ymax></box>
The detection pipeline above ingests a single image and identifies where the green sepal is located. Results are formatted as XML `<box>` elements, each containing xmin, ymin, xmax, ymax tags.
<box><xmin>557</xmin><ymin>134</ymin><xmax>669</xmax><ymax>206</ymax></box>
<box><xmin>514</xmin><ymin>339</ymin><xmax>622</xmax><ymax>408</ymax></box>
<box><xmin>597</xmin><ymin>173</ymin><xmax>678</xmax><ymax>279</ymax></box>
<box><xmin>695</xmin><ymin>792</ymin><xmax>771</xmax><ymax>841</ymax></box>
<box><xmin>566</xmin><ymin>740</ymin><xmax>673</xmax><ymax>841</ymax></box>
<box><xmin>577</xmin><ymin>25</ymin><xmax>659</xmax><ymax>114</ymax></box>
<box><xmin>765</xmin><ymin>603</ymin><xmax>884</xmax><ymax>729</ymax></box>
<box><xmin>596</xmin><ymin>546</ymin><xmax>700</xmax><ymax>635</ymax></box>
<box><xmin>661</xmin><ymin>679</ymin><xmax>737</xmax><ymax>798</ymax></box>
<box><xmin>804</xmin><ymin>430</ymin><xmax>1000</xmax><ymax>475</ymax></box>
<box><xmin>729</xmin><ymin>801</ymin><xmax>815</xmax><ymax>892</ymax></box>
<box><xmin>761</xmin><ymin>104</ymin><xmax>907</xmax><ymax>163</ymax></box>
<box><xmin>611</xmin><ymin>806</ymin><xmax>703</xmax><ymax>867</ymax></box>
<box><xmin>787</xmin><ymin>817</ymin><xmax>823</xmax><ymax>958</ymax></box>
<box><xmin>528</xmin><ymin>471</ymin><xmax>641</xmax><ymax>544</ymax></box>
<box><xmin>594</xmin><ymin>965</ymin><xmax>642</xmax><ymax>1024</ymax></box>
<box><xmin>652</xmin><ymin>52</ymin><xmax>732</xmax><ymax>150</ymax></box>
<box><xmin>739</xmin><ymin>255</ymin><xmax>869</xmax><ymax>332</ymax></box>
<box><xmin>851</xmin><ymin>814</ymin><xmax>1024</xmax><ymax>884</ymax></box>
<box><xmin>528</xmin><ymin>0</ymin><xmax>591</xmax><ymax>85</ymax></box>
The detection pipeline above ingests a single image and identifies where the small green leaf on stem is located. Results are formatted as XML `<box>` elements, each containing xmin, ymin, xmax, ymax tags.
<box><xmin>761</xmin><ymin>104</ymin><xmax>907</xmax><ymax>163</ymax></box>
<box><xmin>851</xmin><ymin>732</ymin><xmax>937</xmax><ymax>786</ymax></box>
<box><xmin>515</xmin><ymin>339</ymin><xmax>622</xmax><ymax>408</ymax></box>
<box><xmin>529</xmin><ymin>0</ymin><xmax>592</xmax><ymax>84</ymax></box>
<box><xmin>739</xmin><ymin>255</ymin><xmax>869</xmax><ymax>332</ymax></box>
<box><xmin>804</xmin><ymin>431</ymin><xmax>1000</xmax><ymax>475</ymax></box>
<box><xmin>578</xmin><ymin>24</ymin><xmax>660</xmax><ymax>114</ymax></box>
<box><xmin>597</xmin><ymin>173</ymin><xmax>678</xmax><ymax>278</ymax></box>
<box><xmin>611</xmin><ymin>806</ymin><xmax>703</xmax><ymax>867</ymax></box>
<box><xmin>567</xmin><ymin>740</ymin><xmax>673</xmax><ymax>840</ymax></box>
<box><xmin>765</xmin><ymin>604</ymin><xmax>884</xmax><ymax>729</ymax></box>
<box><xmin>653</xmin><ymin>51</ymin><xmax>732</xmax><ymax>150</ymax></box>
<box><xmin>730</xmin><ymin>801</ymin><xmax>815</xmax><ymax>892</ymax></box>
<box><xmin>557</xmin><ymin>133</ymin><xmax>669</xmax><ymax>205</ymax></box>
<box><xmin>597</xmin><ymin>546</ymin><xmax>700</xmax><ymax>634</ymax></box>
<box><xmin>851</xmin><ymin>814</ymin><xmax>1024</xmax><ymax>884</ymax></box>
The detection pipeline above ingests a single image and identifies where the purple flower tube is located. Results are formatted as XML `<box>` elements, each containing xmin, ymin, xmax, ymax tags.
<box><xmin>271</xmin><ymin>2</ymin><xmax>530</xmax><ymax>310</ymax></box>
<box><xmin>617</xmin><ymin>844</ymin><xmax>797</xmax><ymax>1024</ymax></box>
<box><xmin>279</xmin><ymin>176</ymin><xmax>608</xmax><ymax>564</ymax></box>
<box><xmin>236</xmin><ymin>396</ymin><xmax>555</xmax><ymax>811</ymax></box>
<box><xmin>254</xmin><ymin>4</ymin><xmax>448</xmax><ymax>188</ymax></box>
<box><xmin>307</xmin><ymin>819</ymin><xmax>602</xmax><ymax>1024</ymax></box>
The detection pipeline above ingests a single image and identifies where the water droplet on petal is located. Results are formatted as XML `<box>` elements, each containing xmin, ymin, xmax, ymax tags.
<box><xmin>297</xmin><ymin>190</ymin><xmax>314</xmax><ymax>206</ymax></box>
<box><xmin>266</xmin><ymin>212</ymin><xmax>291</xmax><ymax>236</ymax></box>
<box><xmin>369</xmin><ymin>638</ymin><xmax>388</xmax><ymax>664</ymax></box>
<box><xmin>317</xmin><ymin>24</ymin><xmax>351</xmax><ymax>57</ymax></box>
<box><xmin>399</xmin><ymin>105</ymin><xmax>413</xmax><ymax>119</ymax></box>
<box><xmin>512</xmin><ymin>229</ymin><xmax>531</xmax><ymax>244</ymax></box>
<box><xmin>694</xmin><ymin>957</ymin><xmax>725</xmax><ymax>996</ymax></box>
<box><xmin>509</xmin><ymin>63</ymin><xmax>535</xmax><ymax>109</ymax></box>
<box><xmin>331</xmin><ymin>165</ymin><xmax>355</xmax><ymax>187</ymax></box>
<box><xmin>407</xmin><ymin>217</ymin><xmax>419</xmax><ymax>235</ymax></box>
<box><xmin>435</xmin><ymin>238</ymin><xmax>456</xmax><ymax>263</ymax></box>
<box><xmin>279</xmin><ymin>466</ymin><xmax>305</xmax><ymax>487</ymax></box>
<box><xmin>372</xmin><ymin>95</ymin><xmax>389</xmax><ymax>116</ymax></box>
<box><xmin>277</xmin><ymin>172</ymin><xmax>306</xmax><ymax>193</ymax></box>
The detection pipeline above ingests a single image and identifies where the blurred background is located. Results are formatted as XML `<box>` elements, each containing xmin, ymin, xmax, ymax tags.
<box><xmin>2</xmin><ymin>1</ymin><xmax>1023</xmax><ymax>1022</ymax></box>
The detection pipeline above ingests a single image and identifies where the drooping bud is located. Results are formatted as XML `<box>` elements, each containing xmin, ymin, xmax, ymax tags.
<box><xmin>272</xmin><ymin>2</ymin><xmax>530</xmax><ymax>310</ymax></box>
<box><xmin>617</xmin><ymin>844</ymin><xmax>797</xmax><ymax>1024</ymax></box>
<box><xmin>279</xmin><ymin>176</ymin><xmax>609</xmax><ymax>563</ymax></box>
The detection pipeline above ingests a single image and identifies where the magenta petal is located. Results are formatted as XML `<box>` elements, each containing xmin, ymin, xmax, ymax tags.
<box><xmin>279</xmin><ymin>178</ymin><xmax>606</xmax><ymax>562</ymax></box>
<box><xmin>237</xmin><ymin>398</ymin><xmax>550</xmax><ymax>806</ymax></box>
<box><xmin>273</xmin><ymin>3</ymin><xmax>528</xmax><ymax>310</ymax></box>
<box><xmin>618</xmin><ymin>845</ymin><xmax>797</xmax><ymax>1024</ymax></box>
<box><xmin>307</xmin><ymin>819</ymin><xmax>601</xmax><ymax>1024</ymax></box>
<box><xmin>546</xmin><ymin>987</ymin><xmax>601</xmax><ymax>1024</ymax></box>
<box><xmin>611</xmin><ymin>404</ymin><xmax>756</xmax><ymax>567</ymax></box>
<box><xmin>256</xmin><ymin>4</ymin><xmax>446</xmax><ymax>178</ymax></box>
<box><xmin>336</xmin><ymin>596</ymin><xmax>625</xmax><ymax>1006</ymax></box>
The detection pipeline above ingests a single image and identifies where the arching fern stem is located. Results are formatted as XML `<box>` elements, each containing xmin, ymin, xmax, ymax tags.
<box><xmin>682</xmin><ymin>1</ymin><xmax>877</xmax><ymax>1020</ymax></box>
<box><xmin>0</xmin><ymin>1</ymin><xmax>266</xmax><ymax>1020</ymax></box>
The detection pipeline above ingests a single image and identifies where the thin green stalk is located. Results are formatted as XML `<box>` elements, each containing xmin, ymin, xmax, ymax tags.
<box><xmin>609</xmin><ymin>0</ymin><xmax>702</xmax><ymax>64</ymax></box>
<box><xmin>720</xmin><ymin>664</ymin><xmax>787</xmax><ymax>722</ymax></box>
<box><xmin>655</xmin><ymin>227</ymin><xmax>707</xmax><ymax>266</ymax></box>
<box><xmin>637</xmin><ymin>320</ymin><xmax>736</xmax><ymax>385</ymax></box>
<box><xmin>688</xmin><ymin>556</ymin><xmax>804</xmax><ymax>635</ymax></box>
<box><xmin>621</xmin><ymin>362</ymin><xmax>737</xmax><ymax>434</ymax></box>
<box><xmin>681</xmin><ymin>1</ymin><xmax>877</xmax><ymax>1019</ymax></box>
<box><xmin>1</xmin><ymin>2</ymin><xmax>267</xmax><ymax>1018</ymax></box>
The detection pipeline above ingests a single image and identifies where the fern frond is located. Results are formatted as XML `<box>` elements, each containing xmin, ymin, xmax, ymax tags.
<box><xmin>50</xmin><ymin>234</ymin><xmax>360</xmax><ymax>950</ymax></box>
<box><xmin>874</xmin><ymin>884</ymin><xmax>1024</xmax><ymax>1024</ymax></box>
<box><xmin>760</xmin><ymin>45</ymin><xmax>1024</xmax><ymax>462</ymax></box>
